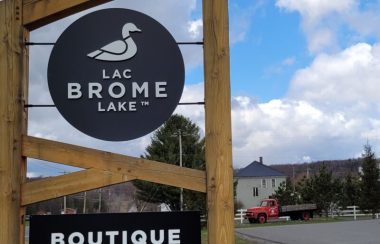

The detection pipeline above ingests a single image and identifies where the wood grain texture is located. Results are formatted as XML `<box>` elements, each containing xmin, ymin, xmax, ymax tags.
<box><xmin>19</xmin><ymin>27</ymin><xmax>29</xmax><ymax>244</ymax></box>
<box><xmin>203</xmin><ymin>0</ymin><xmax>235</xmax><ymax>243</ymax></box>
<box><xmin>22</xmin><ymin>136</ymin><xmax>207</xmax><ymax>193</ymax></box>
<box><xmin>23</xmin><ymin>0</ymin><xmax>112</xmax><ymax>30</ymax></box>
<box><xmin>0</xmin><ymin>1</ymin><xmax>29</xmax><ymax>243</ymax></box>
<box><xmin>21</xmin><ymin>169</ymin><xmax>136</xmax><ymax>205</ymax></box>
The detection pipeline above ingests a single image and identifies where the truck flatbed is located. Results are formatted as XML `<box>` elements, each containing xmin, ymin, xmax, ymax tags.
<box><xmin>280</xmin><ymin>204</ymin><xmax>317</xmax><ymax>213</ymax></box>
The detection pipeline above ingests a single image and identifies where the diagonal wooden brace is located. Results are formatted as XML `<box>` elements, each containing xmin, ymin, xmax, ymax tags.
<box><xmin>22</xmin><ymin>136</ymin><xmax>207</xmax><ymax>195</ymax></box>
<box><xmin>21</xmin><ymin>168</ymin><xmax>136</xmax><ymax>205</ymax></box>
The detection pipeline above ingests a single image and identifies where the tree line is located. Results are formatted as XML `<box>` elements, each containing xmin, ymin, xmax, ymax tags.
<box><xmin>272</xmin><ymin>144</ymin><xmax>380</xmax><ymax>218</ymax></box>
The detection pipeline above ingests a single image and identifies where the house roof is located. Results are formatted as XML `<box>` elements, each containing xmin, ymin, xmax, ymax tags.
<box><xmin>235</xmin><ymin>161</ymin><xmax>286</xmax><ymax>177</ymax></box>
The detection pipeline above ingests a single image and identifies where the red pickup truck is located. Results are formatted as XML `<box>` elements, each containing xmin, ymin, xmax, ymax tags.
<box><xmin>245</xmin><ymin>198</ymin><xmax>317</xmax><ymax>224</ymax></box>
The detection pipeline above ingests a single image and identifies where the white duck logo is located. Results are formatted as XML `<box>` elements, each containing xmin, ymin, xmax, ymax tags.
<box><xmin>87</xmin><ymin>23</ymin><xmax>141</xmax><ymax>62</ymax></box>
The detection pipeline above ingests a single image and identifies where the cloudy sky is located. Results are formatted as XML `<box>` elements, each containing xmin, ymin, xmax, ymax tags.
<box><xmin>27</xmin><ymin>0</ymin><xmax>380</xmax><ymax>177</ymax></box>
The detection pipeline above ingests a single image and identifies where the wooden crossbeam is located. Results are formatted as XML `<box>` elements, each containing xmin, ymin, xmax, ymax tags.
<box><xmin>23</xmin><ymin>0</ymin><xmax>112</xmax><ymax>30</ymax></box>
<box><xmin>22</xmin><ymin>136</ymin><xmax>207</xmax><ymax>193</ymax></box>
<box><xmin>21</xmin><ymin>168</ymin><xmax>135</xmax><ymax>205</ymax></box>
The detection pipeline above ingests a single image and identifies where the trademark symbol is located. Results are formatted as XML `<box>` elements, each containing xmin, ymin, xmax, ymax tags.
<box><xmin>141</xmin><ymin>101</ymin><xmax>150</xmax><ymax>106</ymax></box>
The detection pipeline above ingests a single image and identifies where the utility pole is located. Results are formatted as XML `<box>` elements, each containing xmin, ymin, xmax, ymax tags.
<box><xmin>60</xmin><ymin>171</ymin><xmax>69</xmax><ymax>214</ymax></box>
<box><xmin>178</xmin><ymin>129</ymin><xmax>183</xmax><ymax>211</ymax></box>
<box><xmin>292</xmin><ymin>165</ymin><xmax>295</xmax><ymax>193</ymax></box>
<box><xmin>83</xmin><ymin>191</ymin><xmax>87</xmax><ymax>214</ymax></box>
<box><xmin>98</xmin><ymin>189</ymin><xmax>102</xmax><ymax>213</ymax></box>
<box><xmin>171</xmin><ymin>129</ymin><xmax>184</xmax><ymax>211</ymax></box>
<box><xmin>63</xmin><ymin>195</ymin><xmax>67</xmax><ymax>214</ymax></box>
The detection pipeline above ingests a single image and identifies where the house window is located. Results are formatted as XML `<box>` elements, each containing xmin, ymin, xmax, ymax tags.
<box><xmin>262</xmin><ymin>179</ymin><xmax>266</xmax><ymax>188</ymax></box>
<box><xmin>272</xmin><ymin>179</ymin><xmax>276</xmax><ymax>188</ymax></box>
<box><xmin>253</xmin><ymin>187</ymin><xmax>259</xmax><ymax>197</ymax></box>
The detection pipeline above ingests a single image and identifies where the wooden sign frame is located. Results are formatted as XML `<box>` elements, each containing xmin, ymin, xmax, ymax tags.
<box><xmin>0</xmin><ymin>0</ymin><xmax>234</xmax><ymax>243</ymax></box>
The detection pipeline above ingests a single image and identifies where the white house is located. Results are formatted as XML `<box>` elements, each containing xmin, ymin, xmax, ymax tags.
<box><xmin>235</xmin><ymin>157</ymin><xmax>287</xmax><ymax>209</ymax></box>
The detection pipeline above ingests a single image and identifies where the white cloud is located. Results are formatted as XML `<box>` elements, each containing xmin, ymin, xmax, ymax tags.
<box><xmin>233</xmin><ymin>42</ymin><xmax>380</xmax><ymax>167</ymax></box>
<box><xmin>275</xmin><ymin>0</ymin><xmax>380</xmax><ymax>54</ymax></box>
<box><xmin>231</xmin><ymin>96</ymin><xmax>365</xmax><ymax>167</ymax></box>
<box><xmin>175</xmin><ymin>83</ymin><xmax>205</xmax><ymax>132</ymax></box>
<box><xmin>276</xmin><ymin>0</ymin><xmax>355</xmax><ymax>23</ymax></box>
<box><xmin>302</xmin><ymin>156</ymin><xmax>312</xmax><ymax>163</ymax></box>
<box><xmin>288</xmin><ymin>43</ymin><xmax>380</xmax><ymax>110</ymax></box>
<box><xmin>27</xmin><ymin>172</ymin><xmax>40</xmax><ymax>178</ymax></box>
<box><xmin>282</xmin><ymin>57</ymin><xmax>296</xmax><ymax>66</ymax></box>
<box><xmin>307</xmin><ymin>28</ymin><xmax>337</xmax><ymax>54</ymax></box>
<box><xmin>188</xmin><ymin>19</ymin><xmax>203</xmax><ymax>39</ymax></box>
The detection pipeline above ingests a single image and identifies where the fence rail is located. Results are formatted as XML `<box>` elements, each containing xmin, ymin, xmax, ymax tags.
<box><xmin>235</xmin><ymin>209</ymin><xmax>247</xmax><ymax>224</ymax></box>
<box><xmin>330</xmin><ymin>206</ymin><xmax>379</xmax><ymax>220</ymax></box>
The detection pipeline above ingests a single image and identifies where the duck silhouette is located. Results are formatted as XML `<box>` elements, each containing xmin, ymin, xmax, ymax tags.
<box><xmin>87</xmin><ymin>23</ymin><xmax>141</xmax><ymax>62</ymax></box>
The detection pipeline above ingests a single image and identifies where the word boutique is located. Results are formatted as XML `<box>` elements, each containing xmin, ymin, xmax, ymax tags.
<box><xmin>51</xmin><ymin>229</ymin><xmax>181</xmax><ymax>244</ymax></box>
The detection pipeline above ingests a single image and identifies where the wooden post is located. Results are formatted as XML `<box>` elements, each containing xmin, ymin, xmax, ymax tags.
<box><xmin>203</xmin><ymin>0</ymin><xmax>235</xmax><ymax>243</ymax></box>
<box><xmin>0</xmin><ymin>0</ymin><xmax>28</xmax><ymax>244</ymax></box>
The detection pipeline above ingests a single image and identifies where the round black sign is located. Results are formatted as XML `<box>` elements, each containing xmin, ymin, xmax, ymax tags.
<box><xmin>48</xmin><ymin>9</ymin><xmax>185</xmax><ymax>141</ymax></box>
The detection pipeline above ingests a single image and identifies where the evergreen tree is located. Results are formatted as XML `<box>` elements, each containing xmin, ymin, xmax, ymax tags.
<box><xmin>272</xmin><ymin>178</ymin><xmax>299</xmax><ymax>205</ymax></box>
<box><xmin>312</xmin><ymin>165</ymin><xmax>337</xmax><ymax>217</ymax></box>
<box><xmin>133</xmin><ymin>114</ymin><xmax>206</xmax><ymax>213</ymax></box>
<box><xmin>359</xmin><ymin>144</ymin><xmax>380</xmax><ymax>218</ymax></box>
<box><xmin>340</xmin><ymin>173</ymin><xmax>360</xmax><ymax>208</ymax></box>
<box><xmin>297</xmin><ymin>176</ymin><xmax>314</xmax><ymax>204</ymax></box>
<box><xmin>297</xmin><ymin>165</ymin><xmax>338</xmax><ymax>217</ymax></box>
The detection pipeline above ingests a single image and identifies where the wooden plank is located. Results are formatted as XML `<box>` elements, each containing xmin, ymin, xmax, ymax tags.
<box><xmin>0</xmin><ymin>1</ymin><xmax>29</xmax><ymax>244</ymax></box>
<box><xmin>21</xmin><ymin>169</ymin><xmax>136</xmax><ymax>205</ymax></box>
<box><xmin>203</xmin><ymin>0</ymin><xmax>235</xmax><ymax>243</ymax></box>
<box><xmin>23</xmin><ymin>0</ymin><xmax>112</xmax><ymax>30</ymax></box>
<box><xmin>22</xmin><ymin>136</ymin><xmax>207</xmax><ymax>193</ymax></box>
<box><xmin>19</xmin><ymin>26</ymin><xmax>29</xmax><ymax>244</ymax></box>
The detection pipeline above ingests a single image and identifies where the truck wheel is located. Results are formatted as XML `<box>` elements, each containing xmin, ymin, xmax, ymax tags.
<box><xmin>302</xmin><ymin>211</ymin><xmax>310</xmax><ymax>221</ymax></box>
<box><xmin>258</xmin><ymin>214</ymin><xmax>267</xmax><ymax>224</ymax></box>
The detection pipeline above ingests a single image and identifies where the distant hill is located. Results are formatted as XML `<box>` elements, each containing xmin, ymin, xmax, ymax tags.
<box><xmin>270</xmin><ymin>158</ymin><xmax>369</xmax><ymax>182</ymax></box>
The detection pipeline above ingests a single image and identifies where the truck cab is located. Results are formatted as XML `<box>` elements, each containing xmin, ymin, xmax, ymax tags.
<box><xmin>245</xmin><ymin>199</ymin><xmax>316</xmax><ymax>224</ymax></box>
<box><xmin>245</xmin><ymin>199</ymin><xmax>279</xmax><ymax>224</ymax></box>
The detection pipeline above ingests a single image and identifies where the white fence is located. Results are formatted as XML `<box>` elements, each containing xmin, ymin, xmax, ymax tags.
<box><xmin>235</xmin><ymin>209</ymin><xmax>247</xmax><ymax>224</ymax></box>
<box><xmin>330</xmin><ymin>206</ymin><xmax>379</xmax><ymax>220</ymax></box>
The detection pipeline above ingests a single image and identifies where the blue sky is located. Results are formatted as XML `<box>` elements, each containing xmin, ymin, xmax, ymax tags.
<box><xmin>185</xmin><ymin>0</ymin><xmax>310</xmax><ymax>101</ymax></box>
<box><xmin>229</xmin><ymin>1</ymin><xmax>308</xmax><ymax>101</ymax></box>
<box><xmin>26</xmin><ymin>0</ymin><xmax>380</xmax><ymax>176</ymax></box>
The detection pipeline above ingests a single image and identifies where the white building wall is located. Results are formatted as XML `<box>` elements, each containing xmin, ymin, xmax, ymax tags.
<box><xmin>236</xmin><ymin>176</ymin><xmax>286</xmax><ymax>209</ymax></box>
